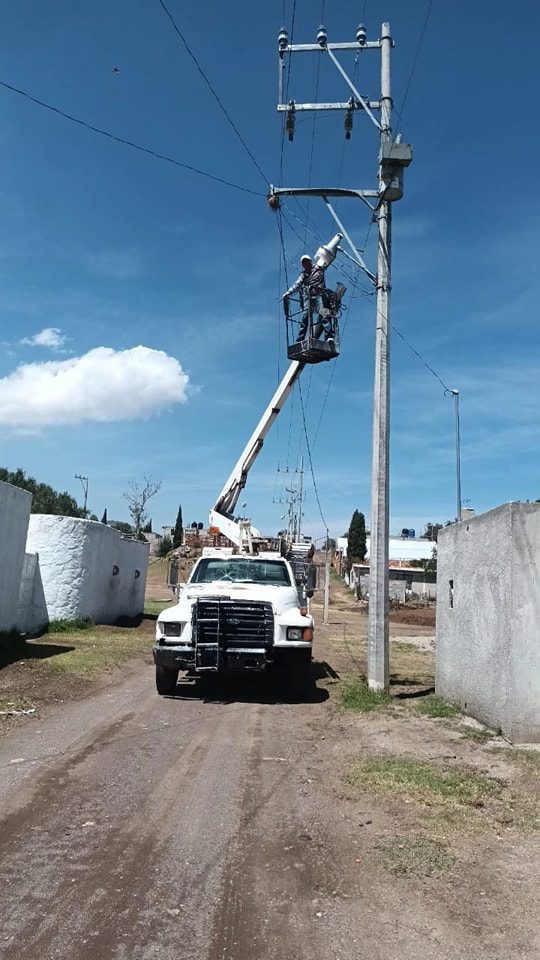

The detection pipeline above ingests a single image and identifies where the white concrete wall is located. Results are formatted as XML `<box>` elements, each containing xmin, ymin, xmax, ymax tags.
<box><xmin>16</xmin><ymin>552</ymin><xmax>48</xmax><ymax>635</ymax></box>
<box><xmin>436</xmin><ymin>503</ymin><xmax>540</xmax><ymax>743</ymax></box>
<box><xmin>0</xmin><ymin>480</ymin><xmax>32</xmax><ymax>631</ymax></box>
<box><xmin>26</xmin><ymin>516</ymin><xmax>149</xmax><ymax>624</ymax></box>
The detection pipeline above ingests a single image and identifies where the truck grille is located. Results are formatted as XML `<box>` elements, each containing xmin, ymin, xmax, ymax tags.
<box><xmin>193</xmin><ymin>599</ymin><xmax>274</xmax><ymax>650</ymax></box>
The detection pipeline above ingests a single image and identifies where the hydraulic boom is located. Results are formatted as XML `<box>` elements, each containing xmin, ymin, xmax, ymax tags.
<box><xmin>210</xmin><ymin>360</ymin><xmax>304</xmax><ymax>550</ymax></box>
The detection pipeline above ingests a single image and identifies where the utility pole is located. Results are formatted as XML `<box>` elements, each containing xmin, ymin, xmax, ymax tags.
<box><xmin>297</xmin><ymin>456</ymin><xmax>304</xmax><ymax>542</ymax></box>
<box><xmin>75</xmin><ymin>474</ymin><xmax>89</xmax><ymax>517</ymax></box>
<box><xmin>449</xmin><ymin>389</ymin><xmax>462</xmax><ymax>521</ymax></box>
<box><xmin>270</xmin><ymin>19</ymin><xmax>412</xmax><ymax>692</ymax></box>
<box><xmin>367</xmin><ymin>22</ymin><xmax>392</xmax><ymax>691</ymax></box>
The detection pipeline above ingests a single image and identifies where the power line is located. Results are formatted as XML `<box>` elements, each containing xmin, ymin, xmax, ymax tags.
<box><xmin>156</xmin><ymin>0</ymin><xmax>269</xmax><ymax>186</ymax></box>
<box><xmin>391</xmin><ymin>324</ymin><xmax>451</xmax><ymax>393</ymax></box>
<box><xmin>0</xmin><ymin>79</ymin><xmax>263</xmax><ymax>197</ymax></box>
<box><xmin>395</xmin><ymin>0</ymin><xmax>434</xmax><ymax>126</ymax></box>
<box><xmin>298</xmin><ymin>378</ymin><xmax>329</xmax><ymax>533</ymax></box>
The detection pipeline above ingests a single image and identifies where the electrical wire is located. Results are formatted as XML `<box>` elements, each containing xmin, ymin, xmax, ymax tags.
<box><xmin>156</xmin><ymin>0</ymin><xmax>269</xmax><ymax>186</ymax></box>
<box><xmin>0</xmin><ymin>79</ymin><xmax>263</xmax><ymax>197</ymax></box>
<box><xmin>395</xmin><ymin>0</ymin><xmax>434</xmax><ymax>127</ymax></box>
<box><xmin>298</xmin><ymin>377</ymin><xmax>329</xmax><ymax>533</ymax></box>
<box><xmin>391</xmin><ymin>324</ymin><xmax>451</xmax><ymax>393</ymax></box>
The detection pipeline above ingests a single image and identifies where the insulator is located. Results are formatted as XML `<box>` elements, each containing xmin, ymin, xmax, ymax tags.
<box><xmin>344</xmin><ymin>109</ymin><xmax>353</xmax><ymax>140</ymax></box>
<box><xmin>356</xmin><ymin>23</ymin><xmax>367</xmax><ymax>45</ymax></box>
<box><xmin>316</xmin><ymin>24</ymin><xmax>327</xmax><ymax>46</ymax></box>
<box><xmin>286</xmin><ymin>101</ymin><xmax>295</xmax><ymax>142</ymax></box>
<box><xmin>278</xmin><ymin>26</ymin><xmax>288</xmax><ymax>50</ymax></box>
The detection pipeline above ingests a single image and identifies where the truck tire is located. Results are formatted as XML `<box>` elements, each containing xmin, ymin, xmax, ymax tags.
<box><xmin>155</xmin><ymin>665</ymin><xmax>179</xmax><ymax>696</ymax></box>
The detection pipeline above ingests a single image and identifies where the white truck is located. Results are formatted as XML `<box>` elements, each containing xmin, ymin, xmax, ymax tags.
<box><xmin>153</xmin><ymin>553</ymin><xmax>313</xmax><ymax>694</ymax></box>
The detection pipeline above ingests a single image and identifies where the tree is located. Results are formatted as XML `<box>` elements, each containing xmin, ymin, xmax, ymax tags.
<box><xmin>122</xmin><ymin>476</ymin><xmax>162</xmax><ymax>539</ymax></box>
<box><xmin>172</xmin><ymin>505</ymin><xmax>183</xmax><ymax>549</ymax></box>
<box><xmin>423</xmin><ymin>546</ymin><xmax>437</xmax><ymax>576</ymax></box>
<box><xmin>157</xmin><ymin>535</ymin><xmax>173</xmax><ymax>557</ymax></box>
<box><xmin>109</xmin><ymin>520</ymin><xmax>134</xmax><ymax>535</ymax></box>
<box><xmin>142</xmin><ymin>519</ymin><xmax>152</xmax><ymax>534</ymax></box>
<box><xmin>101</xmin><ymin>508</ymin><xmax>108</xmax><ymax>525</ymax></box>
<box><xmin>347</xmin><ymin>510</ymin><xmax>367</xmax><ymax>569</ymax></box>
<box><xmin>0</xmin><ymin>466</ymin><xmax>85</xmax><ymax>517</ymax></box>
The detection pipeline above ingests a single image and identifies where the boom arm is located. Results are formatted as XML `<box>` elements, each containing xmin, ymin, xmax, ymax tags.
<box><xmin>210</xmin><ymin>360</ymin><xmax>304</xmax><ymax>548</ymax></box>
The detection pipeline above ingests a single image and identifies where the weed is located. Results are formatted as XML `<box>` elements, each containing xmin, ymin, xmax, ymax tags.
<box><xmin>0</xmin><ymin>694</ymin><xmax>34</xmax><ymax>713</ymax></box>
<box><xmin>46</xmin><ymin>618</ymin><xmax>93</xmax><ymax>634</ymax></box>
<box><xmin>347</xmin><ymin>754</ymin><xmax>502</xmax><ymax>807</ymax></box>
<box><xmin>340</xmin><ymin>677</ymin><xmax>391</xmax><ymax>713</ymax></box>
<box><xmin>416</xmin><ymin>695</ymin><xmax>459</xmax><ymax>719</ymax></box>
<box><xmin>376</xmin><ymin>835</ymin><xmax>456</xmax><ymax>877</ymax></box>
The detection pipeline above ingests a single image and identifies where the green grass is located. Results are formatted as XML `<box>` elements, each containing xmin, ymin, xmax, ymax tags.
<box><xmin>46</xmin><ymin>618</ymin><xmax>93</xmax><ymax>634</ymax></box>
<box><xmin>458</xmin><ymin>724</ymin><xmax>496</xmax><ymax>743</ymax></box>
<box><xmin>491</xmin><ymin>747</ymin><xmax>540</xmax><ymax>770</ymax></box>
<box><xmin>340</xmin><ymin>677</ymin><xmax>391</xmax><ymax>713</ymax></box>
<box><xmin>415</xmin><ymin>694</ymin><xmax>459</xmax><ymax>719</ymax></box>
<box><xmin>376</xmin><ymin>835</ymin><xmax>456</xmax><ymax>877</ymax></box>
<box><xmin>41</xmin><ymin>625</ymin><xmax>151</xmax><ymax>680</ymax></box>
<box><xmin>144</xmin><ymin>599</ymin><xmax>175</xmax><ymax>617</ymax></box>
<box><xmin>347</xmin><ymin>754</ymin><xmax>503</xmax><ymax>808</ymax></box>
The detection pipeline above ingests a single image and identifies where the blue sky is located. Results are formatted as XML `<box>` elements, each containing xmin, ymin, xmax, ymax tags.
<box><xmin>0</xmin><ymin>0</ymin><xmax>539</xmax><ymax>541</ymax></box>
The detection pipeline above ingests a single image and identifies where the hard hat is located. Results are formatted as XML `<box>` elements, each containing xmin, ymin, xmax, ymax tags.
<box><xmin>300</xmin><ymin>254</ymin><xmax>312</xmax><ymax>264</ymax></box>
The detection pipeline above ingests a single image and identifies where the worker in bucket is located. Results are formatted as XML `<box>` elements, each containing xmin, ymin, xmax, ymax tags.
<box><xmin>282</xmin><ymin>252</ymin><xmax>333</xmax><ymax>343</ymax></box>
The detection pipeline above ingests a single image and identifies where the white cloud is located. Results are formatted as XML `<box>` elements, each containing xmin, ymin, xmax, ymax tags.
<box><xmin>0</xmin><ymin>346</ymin><xmax>189</xmax><ymax>429</ymax></box>
<box><xmin>20</xmin><ymin>327</ymin><xmax>68</xmax><ymax>351</ymax></box>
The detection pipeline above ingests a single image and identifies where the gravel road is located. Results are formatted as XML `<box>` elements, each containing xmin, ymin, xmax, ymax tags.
<box><xmin>0</xmin><ymin>664</ymin><xmax>349</xmax><ymax>960</ymax></box>
<box><xmin>2</xmin><ymin>656</ymin><xmax>538</xmax><ymax>960</ymax></box>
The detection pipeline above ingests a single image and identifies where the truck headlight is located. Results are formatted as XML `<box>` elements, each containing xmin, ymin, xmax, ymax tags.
<box><xmin>287</xmin><ymin>627</ymin><xmax>303</xmax><ymax>640</ymax></box>
<box><xmin>163</xmin><ymin>622</ymin><xmax>184</xmax><ymax>637</ymax></box>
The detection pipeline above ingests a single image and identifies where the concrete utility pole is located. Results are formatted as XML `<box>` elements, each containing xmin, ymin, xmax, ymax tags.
<box><xmin>271</xmin><ymin>20</ymin><xmax>412</xmax><ymax>692</ymax></box>
<box><xmin>452</xmin><ymin>389</ymin><xmax>462</xmax><ymax>522</ymax></box>
<box><xmin>367</xmin><ymin>22</ymin><xmax>392</xmax><ymax>691</ymax></box>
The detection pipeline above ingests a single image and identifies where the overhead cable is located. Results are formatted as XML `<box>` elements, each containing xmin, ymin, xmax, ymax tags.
<box><xmin>298</xmin><ymin>378</ymin><xmax>329</xmax><ymax>533</ymax></box>
<box><xmin>156</xmin><ymin>0</ymin><xmax>269</xmax><ymax>186</ymax></box>
<box><xmin>395</xmin><ymin>0</ymin><xmax>434</xmax><ymax>126</ymax></box>
<box><xmin>0</xmin><ymin>79</ymin><xmax>263</xmax><ymax>197</ymax></box>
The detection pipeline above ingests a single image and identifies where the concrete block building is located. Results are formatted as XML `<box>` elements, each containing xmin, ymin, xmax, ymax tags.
<box><xmin>436</xmin><ymin>502</ymin><xmax>540</xmax><ymax>743</ymax></box>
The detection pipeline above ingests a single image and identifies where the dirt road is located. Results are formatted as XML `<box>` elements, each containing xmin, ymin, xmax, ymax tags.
<box><xmin>1</xmin><ymin>596</ymin><xmax>538</xmax><ymax>959</ymax></box>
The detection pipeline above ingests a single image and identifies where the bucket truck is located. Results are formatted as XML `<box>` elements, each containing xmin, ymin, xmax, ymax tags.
<box><xmin>152</xmin><ymin>234</ymin><xmax>344</xmax><ymax>693</ymax></box>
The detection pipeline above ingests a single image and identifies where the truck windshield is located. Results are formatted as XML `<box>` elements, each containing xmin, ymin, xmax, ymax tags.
<box><xmin>191</xmin><ymin>558</ymin><xmax>292</xmax><ymax>587</ymax></box>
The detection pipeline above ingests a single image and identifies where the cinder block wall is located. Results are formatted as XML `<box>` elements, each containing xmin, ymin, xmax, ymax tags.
<box><xmin>0</xmin><ymin>480</ymin><xmax>31</xmax><ymax>631</ymax></box>
<box><xmin>26</xmin><ymin>516</ymin><xmax>149</xmax><ymax>624</ymax></box>
<box><xmin>436</xmin><ymin>503</ymin><xmax>540</xmax><ymax>742</ymax></box>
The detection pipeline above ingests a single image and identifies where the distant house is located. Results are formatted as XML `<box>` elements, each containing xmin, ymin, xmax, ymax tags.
<box><xmin>334</xmin><ymin>534</ymin><xmax>435</xmax><ymax>575</ymax></box>
<box><xmin>143</xmin><ymin>531</ymin><xmax>163</xmax><ymax>556</ymax></box>
<box><xmin>349</xmin><ymin>562</ymin><xmax>436</xmax><ymax>602</ymax></box>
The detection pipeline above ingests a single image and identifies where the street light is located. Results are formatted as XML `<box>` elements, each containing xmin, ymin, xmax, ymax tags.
<box><xmin>445</xmin><ymin>389</ymin><xmax>462</xmax><ymax>522</ymax></box>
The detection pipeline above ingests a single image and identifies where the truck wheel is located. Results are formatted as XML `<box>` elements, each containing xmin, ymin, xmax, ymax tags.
<box><xmin>292</xmin><ymin>650</ymin><xmax>313</xmax><ymax>694</ymax></box>
<box><xmin>155</xmin><ymin>665</ymin><xmax>179</xmax><ymax>696</ymax></box>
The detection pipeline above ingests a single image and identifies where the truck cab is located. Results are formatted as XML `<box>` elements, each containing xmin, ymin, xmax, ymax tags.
<box><xmin>153</xmin><ymin>553</ymin><xmax>313</xmax><ymax>694</ymax></box>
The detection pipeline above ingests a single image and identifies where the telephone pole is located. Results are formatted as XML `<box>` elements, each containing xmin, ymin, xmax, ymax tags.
<box><xmin>269</xmin><ymin>19</ymin><xmax>412</xmax><ymax>692</ymax></box>
<box><xmin>75</xmin><ymin>474</ymin><xmax>89</xmax><ymax>517</ymax></box>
